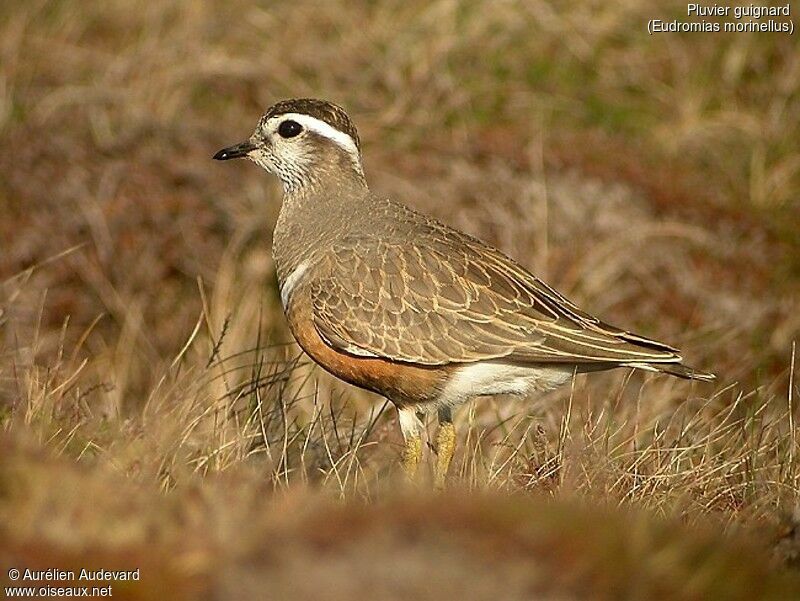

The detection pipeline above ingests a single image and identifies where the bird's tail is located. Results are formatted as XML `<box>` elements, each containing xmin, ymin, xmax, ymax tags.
<box><xmin>627</xmin><ymin>361</ymin><xmax>716</xmax><ymax>382</ymax></box>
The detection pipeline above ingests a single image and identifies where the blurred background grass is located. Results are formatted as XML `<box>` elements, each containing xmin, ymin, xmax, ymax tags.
<box><xmin>1</xmin><ymin>0</ymin><xmax>799</xmax><ymax>598</ymax></box>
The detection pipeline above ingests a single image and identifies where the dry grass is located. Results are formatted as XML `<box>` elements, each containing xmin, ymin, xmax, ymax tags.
<box><xmin>1</xmin><ymin>0</ymin><xmax>800</xmax><ymax>598</ymax></box>
<box><xmin>4</xmin><ymin>439</ymin><xmax>800</xmax><ymax>600</ymax></box>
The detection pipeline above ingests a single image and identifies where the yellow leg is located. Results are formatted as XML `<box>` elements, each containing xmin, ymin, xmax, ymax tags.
<box><xmin>434</xmin><ymin>409</ymin><xmax>456</xmax><ymax>489</ymax></box>
<box><xmin>402</xmin><ymin>435</ymin><xmax>422</xmax><ymax>480</ymax></box>
<box><xmin>398</xmin><ymin>407</ymin><xmax>424</xmax><ymax>482</ymax></box>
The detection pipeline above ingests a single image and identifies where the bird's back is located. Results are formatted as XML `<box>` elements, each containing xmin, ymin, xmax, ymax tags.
<box><xmin>292</xmin><ymin>193</ymin><xmax>705</xmax><ymax>374</ymax></box>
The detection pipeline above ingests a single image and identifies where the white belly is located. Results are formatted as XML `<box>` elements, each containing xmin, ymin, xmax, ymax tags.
<box><xmin>439</xmin><ymin>361</ymin><xmax>574</xmax><ymax>407</ymax></box>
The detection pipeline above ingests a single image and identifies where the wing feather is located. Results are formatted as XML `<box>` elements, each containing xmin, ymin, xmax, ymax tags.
<box><xmin>310</xmin><ymin>228</ymin><xmax>681</xmax><ymax>367</ymax></box>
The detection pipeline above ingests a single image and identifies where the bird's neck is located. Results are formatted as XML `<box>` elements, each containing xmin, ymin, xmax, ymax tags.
<box><xmin>272</xmin><ymin>175</ymin><xmax>370</xmax><ymax>284</ymax></box>
<box><xmin>280</xmin><ymin>146</ymin><xmax>367</xmax><ymax>196</ymax></box>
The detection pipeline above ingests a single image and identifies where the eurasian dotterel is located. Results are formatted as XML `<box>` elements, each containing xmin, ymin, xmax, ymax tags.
<box><xmin>214</xmin><ymin>98</ymin><xmax>714</xmax><ymax>486</ymax></box>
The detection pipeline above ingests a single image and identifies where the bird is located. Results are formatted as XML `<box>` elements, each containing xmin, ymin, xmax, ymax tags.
<box><xmin>213</xmin><ymin>98</ymin><xmax>714</xmax><ymax>486</ymax></box>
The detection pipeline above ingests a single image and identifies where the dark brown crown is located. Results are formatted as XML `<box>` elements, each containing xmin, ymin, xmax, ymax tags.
<box><xmin>262</xmin><ymin>98</ymin><xmax>360</xmax><ymax>151</ymax></box>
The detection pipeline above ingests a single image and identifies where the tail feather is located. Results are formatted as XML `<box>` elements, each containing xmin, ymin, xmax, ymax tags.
<box><xmin>628</xmin><ymin>361</ymin><xmax>716</xmax><ymax>382</ymax></box>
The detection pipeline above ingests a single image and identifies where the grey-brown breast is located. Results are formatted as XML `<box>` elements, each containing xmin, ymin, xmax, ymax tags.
<box><xmin>308</xmin><ymin>201</ymin><xmax>682</xmax><ymax>367</ymax></box>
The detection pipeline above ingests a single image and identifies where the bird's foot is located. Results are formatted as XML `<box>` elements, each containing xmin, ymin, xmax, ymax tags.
<box><xmin>434</xmin><ymin>421</ymin><xmax>456</xmax><ymax>489</ymax></box>
<box><xmin>402</xmin><ymin>435</ymin><xmax>422</xmax><ymax>482</ymax></box>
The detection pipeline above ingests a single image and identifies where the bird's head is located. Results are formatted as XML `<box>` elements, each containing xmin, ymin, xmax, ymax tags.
<box><xmin>213</xmin><ymin>98</ymin><xmax>365</xmax><ymax>193</ymax></box>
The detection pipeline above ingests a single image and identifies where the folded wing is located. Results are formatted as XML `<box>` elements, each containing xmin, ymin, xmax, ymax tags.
<box><xmin>310</xmin><ymin>229</ymin><xmax>683</xmax><ymax>367</ymax></box>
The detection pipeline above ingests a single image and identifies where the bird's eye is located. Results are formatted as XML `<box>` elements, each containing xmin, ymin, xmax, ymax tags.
<box><xmin>278</xmin><ymin>120</ymin><xmax>303</xmax><ymax>139</ymax></box>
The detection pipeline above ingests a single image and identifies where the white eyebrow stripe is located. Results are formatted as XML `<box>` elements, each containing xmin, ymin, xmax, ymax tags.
<box><xmin>271</xmin><ymin>113</ymin><xmax>360</xmax><ymax>158</ymax></box>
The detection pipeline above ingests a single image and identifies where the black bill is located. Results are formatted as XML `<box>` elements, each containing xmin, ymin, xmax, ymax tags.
<box><xmin>213</xmin><ymin>141</ymin><xmax>258</xmax><ymax>161</ymax></box>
